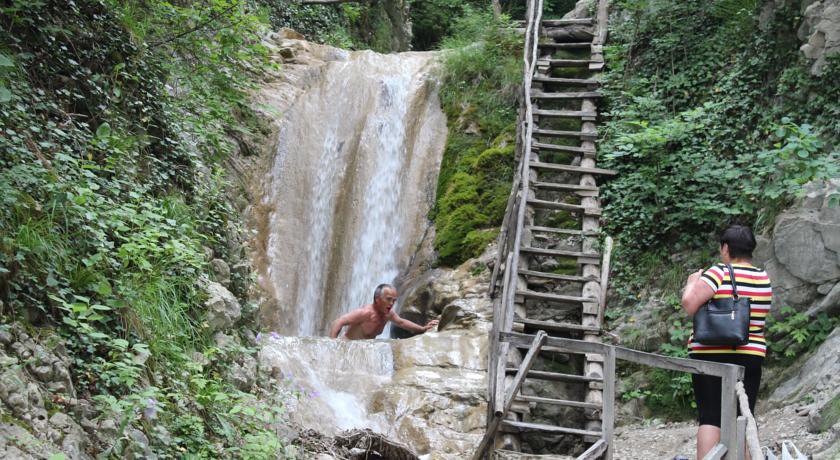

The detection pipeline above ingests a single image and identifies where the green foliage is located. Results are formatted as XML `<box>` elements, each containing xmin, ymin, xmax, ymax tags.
<box><xmin>256</xmin><ymin>0</ymin><xmax>401</xmax><ymax>52</ymax></box>
<box><xmin>432</xmin><ymin>9</ymin><xmax>522</xmax><ymax>266</ymax></box>
<box><xmin>767</xmin><ymin>306</ymin><xmax>840</xmax><ymax>363</ymax></box>
<box><xmin>0</xmin><ymin>0</ymin><xmax>292</xmax><ymax>456</ymax></box>
<box><xmin>601</xmin><ymin>0</ymin><xmax>840</xmax><ymax>301</ymax></box>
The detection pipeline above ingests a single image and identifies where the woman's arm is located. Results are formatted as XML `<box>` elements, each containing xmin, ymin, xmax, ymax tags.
<box><xmin>681</xmin><ymin>269</ymin><xmax>716</xmax><ymax>316</ymax></box>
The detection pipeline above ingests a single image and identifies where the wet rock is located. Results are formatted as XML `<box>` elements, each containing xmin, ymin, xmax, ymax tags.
<box><xmin>211</xmin><ymin>258</ymin><xmax>231</xmax><ymax>287</ymax></box>
<box><xmin>203</xmin><ymin>279</ymin><xmax>241</xmax><ymax>330</ymax></box>
<box><xmin>437</xmin><ymin>300</ymin><xmax>478</xmax><ymax>331</ymax></box>
<box><xmin>277</xmin><ymin>28</ymin><xmax>305</xmax><ymax>40</ymax></box>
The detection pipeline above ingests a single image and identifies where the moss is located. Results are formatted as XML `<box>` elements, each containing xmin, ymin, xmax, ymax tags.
<box><xmin>463</xmin><ymin>228</ymin><xmax>499</xmax><ymax>258</ymax></box>
<box><xmin>438</xmin><ymin>172</ymin><xmax>480</xmax><ymax>216</ymax></box>
<box><xmin>551</xmin><ymin>258</ymin><xmax>579</xmax><ymax>276</ymax></box>
<box><xmin>435</xmin><ymin>204</ymin><xmax>489</xmax><ymax>265</ymax></box>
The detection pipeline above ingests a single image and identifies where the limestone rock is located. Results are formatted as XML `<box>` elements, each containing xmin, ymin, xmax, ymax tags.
<box><xmin>227</xmin><ymin>354</ymin><xmax>257</xmax><ymax>391</ymax></box>
<box><xmin>0</xmin><ymin>353</ymin><xmax>49</xmax><ymax>433</ymax></box>
<box><xmin>203</xmin><ymin>279</ymin><xmax>241</xmax><ymax>330</ymax></box>
<box><xmin>756</xmin><ymin>180</ymin><xmax>840</xmax><ymax>316</ymax></box>
<box><xmin>211</xmin><ymin>258</ymin><xmax>231</xmax><ymax>287</ymax></box>
<box><xmin>769</xmin><ymin>328</ymin><xmax>840</xmax><ymax>406</ymax></box>
<box><xmin>798</xmin><ymin>0</ymin><xmax>840</xmax><ymax>75</ymax></box>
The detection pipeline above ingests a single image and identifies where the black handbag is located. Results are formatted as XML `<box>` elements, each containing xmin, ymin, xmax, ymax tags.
<box><xmin>692</xmin><ymin>264</ymin><xmax>751</xmax><ymax>346</ymax></box>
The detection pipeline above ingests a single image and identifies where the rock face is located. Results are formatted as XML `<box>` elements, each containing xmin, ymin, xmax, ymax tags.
<box><xmin>202</xmin><ymin>278</ymin><xmax>242</xmax><ymax>330</ymax></box>
<box><xmin>754</xmin><ymin>180</ymin><xmax>840</xmax><ymax>318</ymax></box>
<box><xmin>798</xmin><ymin>0</ymin><xmax>840</xmax><ymax>75</ymax></box>
<box><xmin>769</xmin><ymin>328</ymin><xmax>840</xmax><ymax>408</ymax></box>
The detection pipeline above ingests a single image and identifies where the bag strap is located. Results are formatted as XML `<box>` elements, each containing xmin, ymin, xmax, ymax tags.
<box><xmin>726</xmin><ymin>263</ymin><xmax>739</xmax><ymax>299</ymax></box>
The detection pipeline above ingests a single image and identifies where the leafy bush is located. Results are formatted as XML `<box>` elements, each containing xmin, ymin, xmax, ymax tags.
<box><xmin>600</xmin><ymin>0</ymin><xmax>840</xmax><ymax>302</ymax></box>
<box><xmin>0</xmin><ymin>0</ymin><xmax>294</xmax><ymax>456</ymax></box>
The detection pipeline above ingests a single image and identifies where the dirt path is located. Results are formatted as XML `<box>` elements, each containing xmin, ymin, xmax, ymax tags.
<box><xmin>612</xmin><ymin>405</ymin><xmax>838</xmax><ymax>459</ymax></box>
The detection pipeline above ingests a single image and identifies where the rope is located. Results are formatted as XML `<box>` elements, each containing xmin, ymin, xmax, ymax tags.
<box><xmin>735</xmin><ymin>381</ymin><xmax>763</xmax><ymax>460</ymax></box>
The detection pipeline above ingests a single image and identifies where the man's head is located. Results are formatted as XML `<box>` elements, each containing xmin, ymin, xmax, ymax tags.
<box><xmin>719</xmin><ymin>225</ymin><xmax>756</xmax><ymax>261</ymax></box>
<box><xmin>373</xmin><ymin>283</ymin><xmax>397</xmax><ymax>314</ymax></box>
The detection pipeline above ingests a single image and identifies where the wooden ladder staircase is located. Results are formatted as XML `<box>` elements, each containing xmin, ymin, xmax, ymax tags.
<box><xmin>477</xmin><ymin>1</ymin><xmax>614</xmax><ymax>459</ymax></box>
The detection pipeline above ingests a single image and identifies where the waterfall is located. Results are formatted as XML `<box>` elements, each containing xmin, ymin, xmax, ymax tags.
<box><xmin>257</xmin><ymin>49</ymin><xmax>447</xmax><ymax>337</ymax></box>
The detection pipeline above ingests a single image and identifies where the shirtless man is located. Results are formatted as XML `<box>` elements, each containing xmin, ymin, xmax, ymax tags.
<box><xmin>329</xmin><ymin>284</ymin><xmax>439</xmax><ymax>340</ymax></box>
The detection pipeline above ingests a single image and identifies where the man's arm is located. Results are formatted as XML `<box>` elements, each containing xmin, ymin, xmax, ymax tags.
<box><xmin>681</xmin><ymin>269</ymin><xmax>715</xmax><ymax>316</ymax></box>
<box><xmin>389</xmin><ymin>312</ymin><xmax>439</xmax><ymax>334</ymax></box>
<box><xmin>329</xmin><ymin>309</ymin><xmax>366</xmax><ymax>338</ymax></box>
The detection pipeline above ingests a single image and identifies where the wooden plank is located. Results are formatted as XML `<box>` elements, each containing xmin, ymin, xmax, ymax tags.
<box><xmin>533</xmin><ymin>109</ymin><xmax>598</xmax><ymax>120</ymax></box>
<box><xmin>516</xmin><ymin>394</ymin><xmax>601</xmax><ymax>410</ymax></box>
<box><xmin>516</xmin><ymin>288</ymin><xmax>596</xmax><ymax>304</ymax></box>
<box><xmin>500</xmin><ymin>331</ymin><xmax>610</xmax><ymax>355</ymax></box>
<box><xmin>532</xmin><ymin>142</ymin><xmax>596</xmax><ymax>156</ymax></box>
<box><xmin>735</xmin><ymin>416</ymin><xmax>746</xmax><ymax>460</ymax></box>
<box><xmin>526</xmin><ymin>198</ymin><xmax>601</xmax><ymax>216</ymax></box>
<box><xmin>598</xmin><ymin>236</ymin><xmax>614</xmax><ymax>327</ymax></box>
<box><xmin>531</xmin><ymin>182</ymin><xmax>599</xmax><ymax>196</ymax></box>
<box><xmin>533</xmin><ymin>128</ymin><xmax>598</xmax><ymax>140</ymax></box>
<box><xmin>602</xmin><ymin>347</ymin><xmax>616</xmax><ymax>460</ymax></box>
<box><xmin>519</xmin><ymin>269</ymin><xmax>598</xmax><ymax>283</ymax></box>
<box><xmin>503</xmin><ymin>331</ymin><xmax>548</xmax><ymax>416</ymax></box>
<box><xmin>505</xmin><ymin>367</ymin><xmax>603</xmax><ymax>383</ymax></box>
<box><xmin>515</xmin><ymin>316</ymin><xmax>601</xmax><ymax>333</ymax></box>
<box><xmin>576</xmin><ymin>439</ymin><xmax>607</xmax><ymax>460</ymax></box>
<box><xmin>533</xmin><ymin>76</ymin><xmax>600</xmax><ymax>86</ymax></box>
<box><xmin>530</xmin><ymin>161</ymin><xmax>617</xmax><ymax>176</ymax></box>
<box><xmin>538</xmin><ymin>42</ymin><xmax>592</xmax><ymax>49</ymax></box>
<box><xmin>501</xmin><ymin>420</ymin><xmax>601</xmax><ymax>437</ymax></box>
<box><xmin>543</xmin><ymin>58</ymin><xmax>594</xmax><ymax>67</ymax></box>
<box><xmin>475</xmin><ymin>332</ymin><xmax>547</xmax><ymax>460</ymax></box>
<box><xmin>720</xmin><ymin>366</ymin><xmax>739</xmax><ymax>458</ymax></box>
<box><xmin>520</xmin><ymin>246</ymin><xmax>601</xmax><ymax>260</ymax></box>
<box><xmin>526</xmin><ymin>226</ymin><xmax>599</xmax><ymax>236</ymax></box>
<box><xmin>615</xmin><ymin>347</ymin><xmax>745</xmax><ymax>379</ymax></box>
<box><xmin>703</xmin><ymin>443</ymin><xmax>727</xmax><ymax>460</ymax></box>
<box><xmin>531</xmin><ymin>91</ymin><xmax>602</xmax><ymax>100</ymax></box>
<box><xmin>515</xmin><ymin>18</ymin><xmax>594</xmax><ymax>27</ymax></box>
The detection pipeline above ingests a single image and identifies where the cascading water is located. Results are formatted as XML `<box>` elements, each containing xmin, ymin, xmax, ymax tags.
<box><xmin>257</xmin><ymin>49</ymin><xmax>447</xmax><ymax>337</ymax></box>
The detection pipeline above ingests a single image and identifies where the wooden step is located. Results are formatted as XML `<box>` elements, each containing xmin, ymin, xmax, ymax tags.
<box><xmin>526</xmin><ymin>226</ymin><xmax>599</xmax><ymax>236</ymax></box>
<box><xmin>515</xmin><ymin>289</ymin><xmax>596</xmax><ymax>305</ymax></box>
<box><xmin>514</xmin><ymin>316</ymin><xmax>601</xmax><ymax>334</ymax></box>
<box><xmin>538</xmin><ymin>42</ymin><xmax>592</xmax><ymax>49</ymax></box>
<box><xmin>531</xmin><ymin>91</ymin><xmax>601</xmax><ymax>99</ymax></box>
<box><xmin>494</xmin><ymin>449</ymin><xmax>575</xmax><ymax>460</ymax></box>
<box><xmin>533</xmin><ymin>128</ymin><xmax>598</xmax><ymax>142</ymax></box>
<box><xmin>543</xmin><ymin>58</ymin><xmax>594</xmax><ymax>67</ymax></box>
<box><xmin>518</xmin><ymin>269</ymin><xmax>597</xmax><ymax>283</ymax></box>
<box><xmin>505</xmin><ymin>368</ymin><xmax>603</xmax><ymax>384</ymax></box>
<box><xmin>526</xmin><ymin>198</ymin><xmax>601</xmax><ymax>216</ymax></box>
<box><xmin>533</xmin><ymin>109</ymin><xmax>597</xmax><ymax>121</ymax></box>
<box><xmin>516</xmin><ymin>18</ymin><xmax>594</xmax><ymax>27</ymax></box>
<box><xmin>530</xmin><ymin>181</ymin><xmax>599</xmax><ymax>196</ymax></box>
<box><xmin>500</xmin><ymin>420</ymin><xmax>602</xmax><ymax>437</ymax></box>
<box><xmin>530</xmin><ymin>161</ymin><xmax>617</xmax><ymax>176</ymax></box>
<box><xmin>533</xmin><ymin>76</ymin><xmax>600</xmax><ymax>86</ymax></box>
<box><xmin>520</xmin><ymin>246</ymin><xmax>600</xmax><ymax>260</ymax></box>
<box><xmin>515</xmin><ymin>394</ymin><xmax>601</xmax><ymax>410</ymax></box>
<box><xmin>532</xmin><ymin>142</ymin><xmax>597</xmax><ymax>157</ymax></box>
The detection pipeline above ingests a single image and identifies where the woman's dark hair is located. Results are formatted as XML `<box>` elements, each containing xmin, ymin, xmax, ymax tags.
<box><xmin>720</xmin><ymin>225</ymin><xmax>756</xmax><ymax>259</ymax></box>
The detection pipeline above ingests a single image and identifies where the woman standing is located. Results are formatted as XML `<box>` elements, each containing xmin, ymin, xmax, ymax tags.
<box><xmin>681</xmin><ymin>225</ymin><xmax>772</xmax><ymax>460</ymax></box>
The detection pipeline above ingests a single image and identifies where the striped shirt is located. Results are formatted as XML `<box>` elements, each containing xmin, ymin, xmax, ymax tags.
<box><xmin>688</xmin><ymin>263</ymin><xmax>772</xmax><ymax>357</ymax></box>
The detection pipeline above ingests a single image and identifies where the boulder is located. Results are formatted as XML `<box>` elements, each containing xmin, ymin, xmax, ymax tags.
<box><xmin>798</xmin><ymin>0</ymin><xmax>840</xmax><ymax>75</ymax></box>
<box><xmin>203</xmin><ymin>279</ymin><xmax>241</xmax><ymax>330</ymax></box>
<box><xmin>755</xmin><ymin>180</ymin><xmax>840</xmax><ymax>316</ymax></box>
<box><xmin>769</xmin><ymin>328</ymin><xmax>840</xmax><ymax>407</ymax></box>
